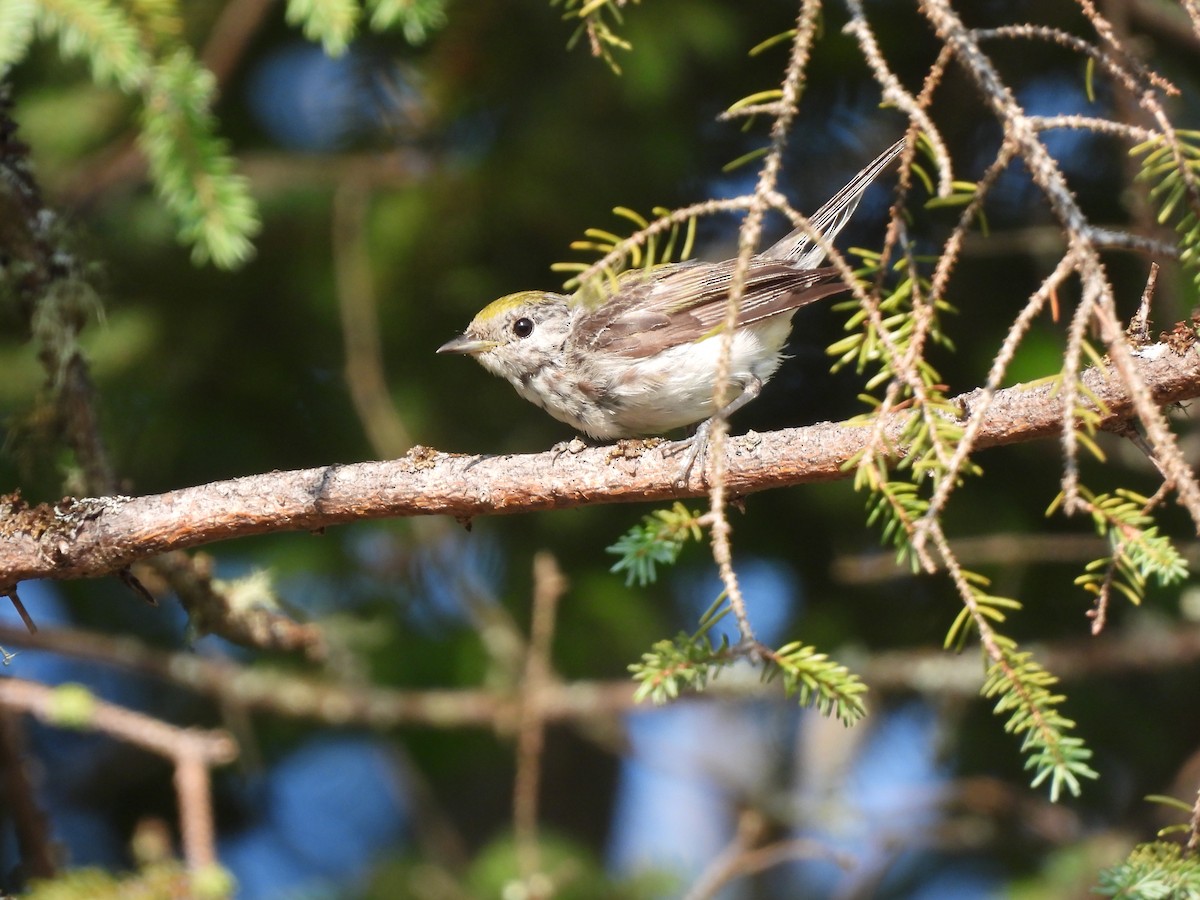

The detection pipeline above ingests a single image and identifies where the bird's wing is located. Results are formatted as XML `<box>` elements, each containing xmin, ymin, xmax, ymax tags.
<box><xmin>586</xmin><ymin>260</ymin><xmax>848</xmax><ymax>358</ymax></box>
<box><xmin>575</xmin><ymin>136</ymin><xmax>904</xmax><ymax>358</ymax></box>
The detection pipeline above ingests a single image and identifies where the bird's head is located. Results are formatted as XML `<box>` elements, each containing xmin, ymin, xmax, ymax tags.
<box><xmin>437</xmin><ymin>291</ymin><xmax>573</xmax><ymax>382</ymax></box>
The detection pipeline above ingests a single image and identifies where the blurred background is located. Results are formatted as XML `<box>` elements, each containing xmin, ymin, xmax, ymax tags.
<box><xmin>3</xmin><ymin>0</ymin><xmax>1200</xmax><ymax>896</ymax></box>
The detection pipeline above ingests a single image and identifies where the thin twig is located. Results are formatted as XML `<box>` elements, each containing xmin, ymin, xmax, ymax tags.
<box><xmin>708</xmin><ymin>0</ymin><xmax>824</xmax><ymax>645</ymax></box>
<box><xmin>683</xmin><ymin>811</ymin><xmax>856</xmax><ymax>900</ymax></box>
<box><xmin>0</xmin><ymin>710</ymin><xmax>56</xmax><ymax>877</ymax></box>
<box><xmin>1128</xmin><ymin>262</ymin><xmax>1159</xmax><ymax>345</ymax></box>
<box><xmin>333</xmin><ymin>179</ymin><xmax>415</xmax><ymax>459</ymax></box>
<box><xmin>844</xmin><ymin>0</ymin><xmax>952</xmax><ymax>196</ymax></box>
<box><xmin>175</xmin><ymin>752</ymin><xmax>219</xmax><ymax>869</ymax></box>
<box><xmin>1189</xmin><ymin>780</ymin><xmax>1200</xmax><ymax>852</ymax></box>
<box><xmin>0</xmin><ymin>678</ymin><xmax>237</xmax><ymax>869</ymax></box>
<box><xmin>4</xmin><ymin>589</ymin><xmax>37</xmax><ymax>634</ymax></box>
<box><xmin>915</xmin><ymin>251</ymin><xmax>1075</xmax><ymax>544</ymax></box>
<box><xmin>7</xmin><ymin>616</ymin><xmax>1200</xmax><ymax>727</ymax></box>
<box><xmin>921</xmin><ymin>0</ymin><xmax>1200</xmax><ymax>535</ymax></box>
<box><xmin>513</xmin><ymin>552</ymin><xmax>567</xmax><ymax>888</ymax></box>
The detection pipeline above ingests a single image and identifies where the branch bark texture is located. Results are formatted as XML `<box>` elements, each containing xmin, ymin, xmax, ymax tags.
<box><xmin>2</xmin><ymin>340</ymin><xmax>1198</xmax><ymax>587</ymax></box>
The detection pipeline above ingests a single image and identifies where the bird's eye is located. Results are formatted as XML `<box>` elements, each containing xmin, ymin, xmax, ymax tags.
<box><xmin>513</xmin><ymin>317</ymin><xmax>534</xmax><ymax>338</ymax></box>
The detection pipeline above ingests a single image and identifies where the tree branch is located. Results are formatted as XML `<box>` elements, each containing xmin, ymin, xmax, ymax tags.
<box><xmin>3</xmin><ymin>614</ymin><xmax>1200</xmax><ymax>732</ymax></box>
<box><xmin>3</xmin><ymin>339</ymin><xmax>1199</xmax><ymax>587</ymax></box>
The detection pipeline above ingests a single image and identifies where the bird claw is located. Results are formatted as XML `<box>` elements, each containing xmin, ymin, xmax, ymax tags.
<box><xmin>670</xmin><ymin>422</ymin><xmax>712</xmax><ymax>488</ymax></box>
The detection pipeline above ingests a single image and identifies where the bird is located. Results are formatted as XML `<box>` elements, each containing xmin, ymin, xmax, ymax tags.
<box><xmin>438</xmin><ymin>138</ymin><xmax>904</xmax><ymax>462</ymax></box>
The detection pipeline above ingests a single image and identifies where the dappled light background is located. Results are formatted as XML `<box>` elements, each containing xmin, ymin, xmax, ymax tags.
<box><xmin>3</xmin><ymin>0</ymin><xmax>1200</xmax><ymax>896</ymax></box>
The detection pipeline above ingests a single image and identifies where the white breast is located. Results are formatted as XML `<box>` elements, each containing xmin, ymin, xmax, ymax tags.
<box><xmin>597</xmin><ymin>317</ymin><xmax>794</xmax><ymax>438</ymax></box>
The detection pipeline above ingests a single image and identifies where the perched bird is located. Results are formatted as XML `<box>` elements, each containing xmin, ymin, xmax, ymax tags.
<box><xmin>438</xmin><ymin>138</ymin><xmax>904</xmax><ymax>453</ymax></box>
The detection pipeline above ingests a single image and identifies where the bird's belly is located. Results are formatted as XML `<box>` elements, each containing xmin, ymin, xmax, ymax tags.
<box><xmin>599</xmin><ymin>322</ymin><xmax>790</xmax><ymax>437</ymax></box>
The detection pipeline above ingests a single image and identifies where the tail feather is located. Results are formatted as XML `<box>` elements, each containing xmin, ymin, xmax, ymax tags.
<box><xmin>764</xmin><ymin>137</ymin><xmax>905</xmax><ymax>268</ymax></box>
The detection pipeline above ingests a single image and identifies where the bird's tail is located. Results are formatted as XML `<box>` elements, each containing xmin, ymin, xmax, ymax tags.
<box><xmin>764</xmin><ymin>137</ymin><xmax>906</xmax><ymax>268</ymax></box>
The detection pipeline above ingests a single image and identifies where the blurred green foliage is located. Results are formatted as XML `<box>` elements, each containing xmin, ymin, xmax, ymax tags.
<box><xmin>5</xmin><ymin>0</ymin><xmax>1200</xmax><ymax>895</ymax></box>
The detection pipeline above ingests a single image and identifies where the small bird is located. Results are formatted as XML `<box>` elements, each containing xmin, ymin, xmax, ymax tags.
<box><xmin>438</xmin><ymin>138</ymin><xmax>904</xmax><ymax>450</ymax></box>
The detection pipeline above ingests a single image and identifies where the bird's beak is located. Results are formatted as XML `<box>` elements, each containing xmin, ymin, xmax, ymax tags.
<box><xmin>437</xmin><ymin>334</ymin><xmax>495</xmax><ymax>355</ymax></box>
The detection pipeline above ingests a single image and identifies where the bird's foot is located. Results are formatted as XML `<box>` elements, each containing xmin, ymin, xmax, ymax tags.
<box><xmin>669</xmin><ymin>420</ymin><xmax>713</xmax><ymax>489</ymax></box>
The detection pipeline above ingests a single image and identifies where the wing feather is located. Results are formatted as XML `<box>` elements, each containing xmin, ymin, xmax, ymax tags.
<box><xmin>585</xmin><ymin>261</ymin><xmax>848</xmax><ymax>358</ymax></box>
<box><xmin>572</xmin><ymin>138</ymin><xmax>903</xmax><ymax>359</ymax></box>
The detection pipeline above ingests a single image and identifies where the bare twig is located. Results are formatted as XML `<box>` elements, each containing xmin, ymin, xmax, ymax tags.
<box><xmin>844</xmin><ymin>0</ymin><xmax>952</xmax><ymax>196</ymax></box>
<box><xmin>915</xmin><ymin>250</ymin><xmax>1074</xmax><ymax>542</ymax></box>
<box><xmin>1179</xmin><ymin>0</ymin><xmax>1200</xmax><ymax>39</ymax></box>
<box><xmin>200</xmin><ymin>0</ymin><xmax>277</xmax><ymax>87</ymax></box>
<box><xmin>1189</xmin><ymin>780</ymin><xmax>1200</xmax><ymax>852</ymax></box>
<box><xmin>0</xmin><ymin>677</ymin><xmax>236</xmax><ymax>763</ymax></box>
<box><xmin>921</xmin><ymin>0</ymin><xmax>1200</xmax><ymax>534</ymax></box>
<box><xmin>5</xmin><ymin>588</ymin><xmax>37</xmax><ymax>634</ymax></box>
<box><xmin>333</xmin><ymin>180</ymin><xmax>415</xmax><ymax>459</ymax></box>
<box><xmin>0</xmin><ymin>622</ymin><xmax>632</xmax><ymax>728</ymax></box>
<box><xmin>707</xmin><ymin>0</ymin><xmax>824</xmax><ymax>645</ymax></box>
<box><xmin>683</xmin><ymin>811</ymin><xmax>855</xmax><ymax>900</ymax></box>
<box><xmin>175</xmin><ymin>753</ymin><xmax>219</xmax><ymax>868</ymax></box>
<box><xmin>0</xmin><ymin>710</ymin><xmax>56</xmax><ymax>877</ymax></box>
<box><xmin>513</xmin><ymin>552</ymin><xmax>567</xmax><ymax>888</ymax></box>
<box><xmin>0</xmin><ymin>678</ymin><xmax>237</xmax><ymax>869</ymax></box>
<box><xmin>5</xmin><ymin>616</ymin><xmax>1200</xmax><ymax>731</ymax></box>
<box><xmin>150</xmin><ymin>552</ymin><xmax>327</xmax><ymax>661</ymax></box>
<box><xmin>1129</xmin><ymin>263</ymin><xmax>1159</xmax><ymax>345</ymax></box>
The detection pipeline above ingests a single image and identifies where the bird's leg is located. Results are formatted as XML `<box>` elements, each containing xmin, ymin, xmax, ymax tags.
<box><xmin>674</xmin><ymin>376</ymin><xmax>763</xmax><ymax>487</ymax></box>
